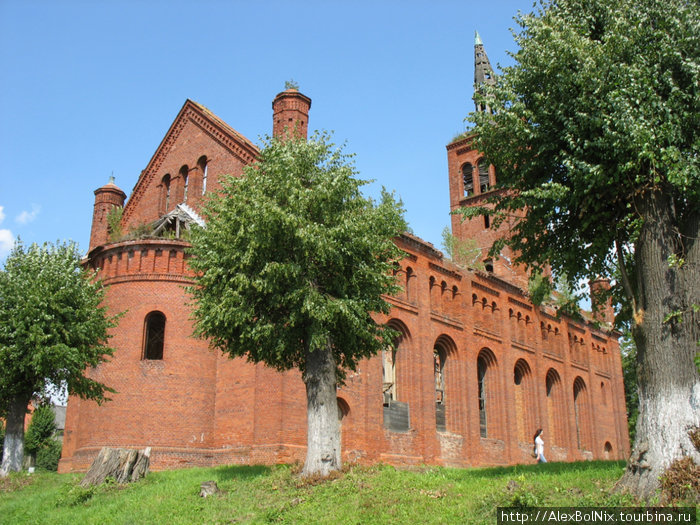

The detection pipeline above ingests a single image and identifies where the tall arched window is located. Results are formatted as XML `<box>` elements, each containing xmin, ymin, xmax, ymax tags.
<box><xmin>143</xmin><ymin>311</ymin><xmax>166</xmax><ymax>360</ymax></box>
<box><xmin>573</xmin><ymin>377</ymin><xmax>591</xmax><ymax>451</ymax></box>
<box><xmin>462</xmin><ymin>163</ymin><xmax>474</xmax><ymax>196</ymax></box>
<box><xmin>179</xmin><ymin>165</ymin><xmax>189</xmax><ymax>203</ymax></box>
<box><xmin>382</xmin><ymin>347</ymin><xmax>396</xmax><ymax>404</ymax></box>
<box><xmin>546</xmin><ymin>368</ymin><xmax>565</xmax><ymax>447</ymax></box>
<box><xmin>477</xmin><ymin>349</ymin><xmax>497</xmax><ymax>438</ymax></box>
<box><xmin>161</xmin><ymin>174</ymin><xmax>171</xmax><ymax>214</ymax></box>
<box><xmin>513</xmin><ymin>359</ymin><xmax>535</xmax><ymax>444</ymax></box>
<box><xmin>478</xmin><ymin>159</ymin><xmax>490</xmax><ymax>193</ymax></box>
<box><xmin>434</xmin><ymin>340</ymin><xmax>450</xmax><ymax>432</ymax></box>
<box><xmin>198</xmin><ymin>155</ymin><xmax>208</xmax><ymax>195</ymax></box>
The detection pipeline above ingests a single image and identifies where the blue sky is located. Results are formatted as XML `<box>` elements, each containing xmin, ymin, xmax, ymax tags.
<box><xmin>0</xmin><ymin>0</ymin><xmax>534</xmax><ymax>262</ymax></box>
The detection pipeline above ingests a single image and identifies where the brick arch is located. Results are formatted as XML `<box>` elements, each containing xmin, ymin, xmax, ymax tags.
<box><xmin>545</xmin><ymin>368</ymin><xmax>566</xmax><ymax>448</ymax></box>
<box><xmin>513</xmin><ymin>358</ymin><xmax>536</xmax><ymax>444</ymax></box>
<box><xmin>477</xmin><ymin>347</ymin><xmax>500</xmax><ymax>439</ymax></box>
<box><xmin>383</xmin><ymin>319</ymin><xmax>411</xmax><ymax>404</ymax></box>
<box><xmin>573</xmin><ymin>376</ymin><xmax>593</xmax><ymax>452</ymax></box>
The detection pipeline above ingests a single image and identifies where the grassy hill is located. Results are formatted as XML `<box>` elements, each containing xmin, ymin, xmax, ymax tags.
<box><xmin>0</xmin><ymin>460</ymin><xmax>681</xmax><ymax>524</ymax></box>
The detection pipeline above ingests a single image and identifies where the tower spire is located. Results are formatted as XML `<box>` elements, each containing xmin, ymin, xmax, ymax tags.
<box><xmin>474</xmin><ymin>31</ymin><xmax>496</xmax><ymax>113</ymax></box>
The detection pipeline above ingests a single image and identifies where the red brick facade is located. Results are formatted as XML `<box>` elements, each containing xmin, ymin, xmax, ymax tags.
<box><xmin>58</xmin><ymin>89</ymin><xmax>629</xmax><ymax>473</ymax></box>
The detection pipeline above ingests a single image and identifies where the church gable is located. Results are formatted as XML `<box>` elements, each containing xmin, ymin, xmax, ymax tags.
<box><xmin>121</xmin><ymin>100</ymin><xmax>259</xmax><ymax>233</ymax></box>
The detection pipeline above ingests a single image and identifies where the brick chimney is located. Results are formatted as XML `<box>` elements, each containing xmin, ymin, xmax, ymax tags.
<box><xmin>272</xmin><ymin>88</ymin><xmax>311</xmax><ymax>140</ymax></box>
<box><xmin>89</xmin><ymin>176</ymin><xmax>126</xmax><ymax>251</ymax></box>
<box><xmin>589</xmin><ymin>278</ymin><xmax>614</xmax><ymax>325</ymax></box>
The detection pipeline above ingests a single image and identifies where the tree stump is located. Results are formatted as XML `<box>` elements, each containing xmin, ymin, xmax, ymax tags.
<box><xmin>80</xmin><ymin>447</ymin><xmax>151</xmax><ymax>487</ymax></box>
<box><xmin>199</xmin><ymin>480</ymin><xmax>220</xmax><ymax>497</ymax></box>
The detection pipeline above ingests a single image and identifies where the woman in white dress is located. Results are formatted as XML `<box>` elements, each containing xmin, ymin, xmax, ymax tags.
<box><xmin>533</xmin><ymin>428</ymin><xmax>547</xmax><ymax>463</ymax></box>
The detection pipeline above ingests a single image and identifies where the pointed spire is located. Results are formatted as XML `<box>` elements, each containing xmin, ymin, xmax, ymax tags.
<box><xmin>474</xmin><ymin>30</ymin><xmax>496</xmax><ymax>113</ymax></box>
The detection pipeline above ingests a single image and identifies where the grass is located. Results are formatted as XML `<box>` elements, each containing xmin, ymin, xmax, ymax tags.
<box><xmin>0</xmin><ymin>460</ymin><xmax>686</xmax><ymax>525</ymax></box>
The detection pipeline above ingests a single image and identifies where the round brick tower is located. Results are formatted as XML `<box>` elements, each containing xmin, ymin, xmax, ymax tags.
<box><xmin>89</xmin><ymin>177</ymin><xmax>126</xmax><ymax>252</ymax></box>
<box><xmin>272</xmin><ymin>88</ymin><xmax>311</xmax><ymax>140</ymax></box>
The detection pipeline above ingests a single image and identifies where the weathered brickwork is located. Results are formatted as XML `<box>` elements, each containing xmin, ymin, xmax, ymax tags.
<box><xmin>59</xmin><ymin>88</ymin><xmax>629</xmax><ymax>473</ymax></box>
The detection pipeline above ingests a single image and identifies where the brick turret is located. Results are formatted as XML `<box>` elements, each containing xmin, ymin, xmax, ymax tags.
<box><xmin>590</xmin><ymin>278</ymin><xmax>615</xmax><ymax>325</ymax></box>
<box><xmin>272</xmin><ymin>88</ymin><xmax>311</xmax><ymax>140</ymax></box>
<box><xmin>89</xmin><ymin>176</ymin><xmax>126</xmax><ymax>251</ymax></box>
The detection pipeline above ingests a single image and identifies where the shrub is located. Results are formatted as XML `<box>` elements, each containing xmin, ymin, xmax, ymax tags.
<box><xmin>25</xmin><ymin>405</ymin><xmax>56</xmax><ymax>455</ymax></box>
<box><xmin>36</xmin><ymin>438</ymin><xmax>62</xmax><ymax>471</ymax></box>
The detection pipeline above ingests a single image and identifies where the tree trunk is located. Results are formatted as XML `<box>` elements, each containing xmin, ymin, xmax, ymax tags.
<box><xmin>301</xmin><ymin>341</ymin><xmax>341</xmax><ymax>478</ymax></box>
<box><xmin>80</xmin><ymin>447</ymin><xmax>151</xmax><ymax>487</ymax></box>
<box><xmin>617</xmin><ymin>189</ymin><xmax>700</xmax><ymax>500</ymax></box>
<box><xmin>0</xmin><ymin>394</ymin><xmax>31</xmax><ymax>476</ymax></box>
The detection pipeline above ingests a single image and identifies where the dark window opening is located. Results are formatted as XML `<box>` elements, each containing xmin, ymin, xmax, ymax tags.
<box><xmin>144</xmin><ymin>311</ymin><xmax>166</xmax><ymax>360</ymax></box>
<box><xmin>462</xmin><ymin>163</ymin><xmax>474</xmax><ymax>196</ymax></box>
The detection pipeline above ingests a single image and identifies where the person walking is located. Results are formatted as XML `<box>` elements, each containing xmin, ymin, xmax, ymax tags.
<box><xmin>533</xmin><ymin>428</ymin><xmax>547</xmax><ymax>463</ymax></box>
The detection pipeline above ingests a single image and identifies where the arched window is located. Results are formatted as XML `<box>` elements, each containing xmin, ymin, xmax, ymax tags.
<box><xmin>434</xmin><ymin>346</ymin><xmax>446</xmax><ymax>404</ymax></box>
<box><xmin>383</xmin><ymin>321</ymin><xmax>410</xmax><ymax>432</ymax></box>
<box><xmin>161</xmin><ymin>174</ymin><xmax>171</xmax><ymax>214</ymax></box>
<box><xmin>179</xmin><ymin>165</ymin><xmax>189</xmax><ymax>203</ymax></box>
<box><xmin>434</xmin><ymin>340</ymin><xmax>450</xmax><ymax>432</ymax></box>
<box><xmin>143</xmin><ymin>311</ymin><xmax>166</xmax><ymax>360</ymax></box>
<box><xmin>573</xmin><ymin>377</ymin><xmax>591</xmax><ymax>451</ymax></box>
<box><xmin>462</xmin><ymin>163</ymin><xmax>474</xmax><ymax>196</ymax></box>
<box><xmin>478</xmin><ymin>159</ymin><xmax>490</xmax><ymax>193</ymax></box>
<box><xmin>198</xmin><ymin>155</ymin><xmax>208</xmax><ymax>195</ymax></box>
<box><xmin>382</xmin><ymin>348</ymin><xmax>396</xmax><ymax>405</ymax></box>
<box><xmin>546</xmin><ymin>368</ymin><xmax>565</xmax><ymax>447</ymax></box>
<box><xmin>513</xmin><ymin>359</ymin><xmax>535</xmax><ymax>444</ymax></box>
<box><xmin>477</xmin><ymin>349</ymin><xmax>497</xmax><ymax>438</ymax></box>
<box><xmin>405</xmin><ymin>266</ymin><xmax>415</xmax><ymax>303</ymax></box>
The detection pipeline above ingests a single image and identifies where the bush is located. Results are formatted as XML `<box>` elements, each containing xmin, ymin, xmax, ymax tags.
<box><xmin>25</xmin><ymin>405</ymin><xmax>56</xmax><ymax>455</ymax></box>
<box><xmin>36</xmin><ymin>438</ymin><xmax>62</xmax><ymax>471</ymax></box>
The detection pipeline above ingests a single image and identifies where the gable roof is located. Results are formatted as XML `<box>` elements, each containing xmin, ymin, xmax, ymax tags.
<box><xmin>122</xmin><ymin>99</ymin><xmax>259</xmax><ymax>224</ymax></box>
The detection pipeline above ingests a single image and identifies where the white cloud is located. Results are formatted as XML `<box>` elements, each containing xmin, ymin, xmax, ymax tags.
<box><xmin>0</xmin><ymin>228</ymin><xmax>14</xmax><ymax>259</ymax></box>
<box><xmin>0</xmin><ymin>206</ymin><xmax>5</xmax><ymax>225</ymax></box>
<box><xmin>16</xmin><ymin>204</ymin><xmax>41</xmax><ymax>225</ymax></box>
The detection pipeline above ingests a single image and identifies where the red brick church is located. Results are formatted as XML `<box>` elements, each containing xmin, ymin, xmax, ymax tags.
<box><xmin>58</xmin><ymin>36</ymin><xmax>629</xmax><ymax>472</ymax></box>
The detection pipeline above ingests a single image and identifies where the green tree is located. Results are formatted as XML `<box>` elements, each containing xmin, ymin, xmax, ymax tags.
<box><xmin>24</xmin><ymin>404</ymin><xmax>56</xmax><ymax>456</ymax></box>
<box><xmin>466</xmin><ymin>0</ymin><xmax>699</xmax><ymax>498</ymax></box>
<box><xmin>441</xmin><ymin>226</ymin><xmax>484</xmax><ymax>270</ymax></box>
<box><xmin>0</xmin><ymin>241</ymin><xmax>118</xmax><ymax>475</ymax></box>
<box><xmin>188</xmin><ymin>133</ymin><xmax>406</xmax><ymax>477</ymax></box>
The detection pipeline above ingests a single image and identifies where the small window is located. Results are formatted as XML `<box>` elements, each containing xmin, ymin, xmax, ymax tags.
<box><xmin>484</xmin><ymin>258</ymin><xmax>494</xmax><ymax>273</ymax></box>
<box><xmin>484</xmin><ymin>214</ymin><xmax>490</xmax><ymax>228</ymax></box>
<box><xmin>143</xmin><ymin>311</ymin><xmax>166</xmax><ymax>360</ymax></box>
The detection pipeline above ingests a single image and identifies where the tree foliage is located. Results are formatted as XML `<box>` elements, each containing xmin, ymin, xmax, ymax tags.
<box><xmin>188</xmin><ymin>133</ymin><xmax>406</xmax><ymax>476</ymax></box>
<box><xmin>188</xmin><ymin>133</ymin><xmax>406</xmax><ymax>378</ymax></box>
<box><xmin>465</xmin><ymin>0</ymin><xmax>699</xmax><ymax>498</ymax></box>
<box><xmin>0</xmin><ymin>241</ymin><xmax>118</xmax><ymax>411</ymax></box>
<box><xmin>467</xmin><ymin>0</ymin><xmax>698</xmax><ymax>290</ymax></box>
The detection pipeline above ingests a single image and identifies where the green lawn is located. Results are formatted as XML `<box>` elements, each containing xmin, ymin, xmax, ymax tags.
<box><xmin>0</xmin><ymin>461</ymin><xmax>670</xmax><ymax>524</ymax></box>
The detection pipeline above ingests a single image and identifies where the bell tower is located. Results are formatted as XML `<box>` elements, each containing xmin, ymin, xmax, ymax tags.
<box><xmin>446</xmin><ymin>32</ymin><xmax>529</xmax><ymax>288</ymax></box>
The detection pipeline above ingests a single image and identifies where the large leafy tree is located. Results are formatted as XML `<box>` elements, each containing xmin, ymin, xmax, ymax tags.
<box><xmin>188</xmin><ymin>133</ymin><xmax>406</xmax><ymax>477</ymax></box>
<box><xmin>466</xmin><ymin>0</ymin><xmax>699</xmax><ymax>499</ymax></box>
<box><xmin>0</xmin><ymin>241</ymin><xmax>117</xmax><ymax>475</ymax></box>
